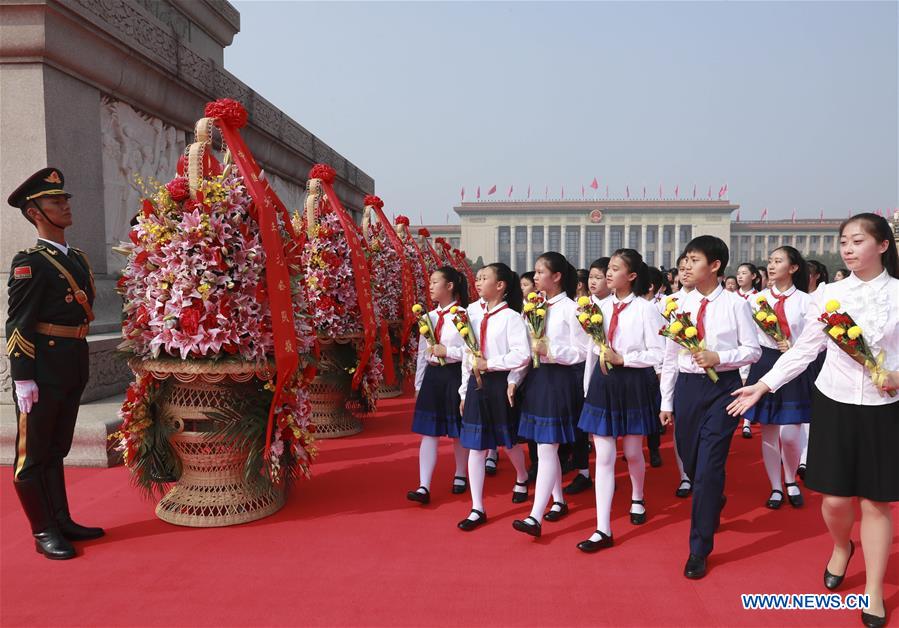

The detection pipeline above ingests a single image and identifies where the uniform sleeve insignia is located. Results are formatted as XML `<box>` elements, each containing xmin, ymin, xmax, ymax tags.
<box><xmin>13</xmin><ymin>266</ymin><xmax>32</xmax><ymax>280</ymax></box>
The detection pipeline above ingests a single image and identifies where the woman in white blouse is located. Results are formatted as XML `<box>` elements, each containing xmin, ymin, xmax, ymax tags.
<box><xmin>729</xmin><ymin>214</ymin><xmax>899</xmax><ymax>627</ymax></box>
<box><xmin>576</xmin><ymin>249</ymin><xmax>666</xmax><ymax>552</ymax></box>
<box><xmin>456</xmin><ymin>263</ymin><xmax>531</xmax><ymax>531</ymax></box>
<box><xmin>513</xmin><ymin>252</ymin><xmax>591</xmax><ymax>538</ymax></box>
<box><xmin>407</xmin><ymin>267</ymin><xmax>471</xmax><ymax>505</ymax></box>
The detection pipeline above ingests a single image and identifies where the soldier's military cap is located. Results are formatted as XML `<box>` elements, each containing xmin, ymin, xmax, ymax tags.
<box><xmin>7</xmin><ymin>168</ymin><xmax>71</xmax><ymax>209</ymax></box>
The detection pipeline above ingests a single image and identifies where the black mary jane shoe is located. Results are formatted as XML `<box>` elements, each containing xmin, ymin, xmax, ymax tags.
<box><xmin>675</xmin><ymin>479</ymin><xmax>693</xmax><ymax>499</ymax></box>
<box><xmin>406</xmin><ymin>486</ymin><xmax>430</xmax><ymax>504</ymax></box>
<box><xmin>577</xmin><ymin>530</ymin><xmax>614</xmax><ymax>553</ymax></box>
<box><xmin>485</xmin><ymin>455</ymin><xmax>498</xmax><ymax>476</ymax></box>
<box><xmin>824</xmin><ymin>540</ymin><xmax>855</xmax><ymax>591</ymax></box>
<box><xmin>457</xmin><ymin>509</ymin><xmax>487</xmax><ymax>532</ymax></box>
<box><xmin>649</xmin><ymin>450</ymin><xmax>663</xmax><ymax>468</ymax></box>
<box><xmin>629</xmin><ymin>499</ymin><xmax>647</xmax><ymax>525</ymax></box>
<box><xmin>684</xmin><ymin>554</ymin><xmax>707</xmax><ymax>579</ymax></box>
<box><xmin>861</xmin><ymin>608</ymin><xmax>887</xmax><ymax>628</ymax></box>
<box><xmin>742</xmin><ymin>425</ymin><xmax>753</xmax><ymax>439</ymax></box>
<box><xmin>511</xmin><ymin>481</ymin><xmax>529</xmax><ymax>504</ymax></box>
<box><xmin>451</xmin><ymin>476</ymin><xmax>468</xmax><ymax>495</ymax></box>
<box><xmin>542</xmin><ymin>501</ymin><xmax>569</xmax><ymax>522</ymax></box>
<box><xmin>512</xmin><ymin>516</ymin><xmax>542</xmax><ymax>538</ymax></box>
<box><xmin>797</xmin><ymin>464</ymin><xmax>807</xmax><ymax>481</ymax></box>
<box><xmin>785</xmin><ymin>482</ymin><xmax>804</xmax><ymax>507</ymax></box>
<box><xmin>766</xmin><ymin>489</ymin><xmax>784</xmax><ymax>510</ymax></box>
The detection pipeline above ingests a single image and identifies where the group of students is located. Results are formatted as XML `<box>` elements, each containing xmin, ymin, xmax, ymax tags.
<box><xmin>406</xmin><ymin>212</ymin><xmax>899</xmax><ymax>627</ymax></box>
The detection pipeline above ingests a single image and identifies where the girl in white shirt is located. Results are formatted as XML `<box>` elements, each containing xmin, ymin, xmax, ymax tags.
<box><xmin>735</xmin><ymin>262</ymin><xmax>762</xmax><ymax>439</ymax></box>
<box><xmin>729</xmin><ymin>214</ymin><xmax>899</xmax><ymax>626</ymax></box>
<box><xmin>457</xmin><ymin>263</ymin><xmax>531</xmax><ymax>531</ymax></box>
<box><xmin>744</xmin><ymin>247</ymin><xmax>815</xmax><ymax>510</ymax></box>
<box><xmin>407</xmin><ymin>266</ymin><xmax>470</xmax><ymax>505</ymax></box>
<box><xmin>513</xmin><ymin>252</ymin><xmax>591</xmax><ymax>538</ymax></box>
<box><xmin>575</xmin><ymin>249</ymin><xmax>666</xmax><ymax>552</ymax></box>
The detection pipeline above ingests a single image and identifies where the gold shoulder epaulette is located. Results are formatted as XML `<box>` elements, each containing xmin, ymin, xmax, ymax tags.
<box><xmin>22</xmin><ymin>244</ymin><xmax>47</xmax><ymax>255</ymax></box>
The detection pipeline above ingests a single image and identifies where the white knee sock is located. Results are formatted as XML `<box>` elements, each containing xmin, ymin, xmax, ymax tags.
<box><xmin>504</xmin><ymin>445</ymin><xmax>529</xmax><ymax>491</ymax></box>
<box><xmin>530</xmin><ymin>443</ymin><xmax>561</xmax><ymax>520</ymax></box>
<box><xmin>591</xmin><ymin>436</ymin><xmax>616</xmax><ymax>540</ymax></box>
<box><xmin>419</xmin><ymin>436</ymin><xmax>439</xmax><ymax>491</ymax></box>
<box><xmin>622</xmin><ymin>435</ymin><xmax>646</xmax><ymax>514</ymax></box>
<box><xmin>799</xmin><ymin>422</ymin><xmax>809</xmax><ymax>466</ymax></box>
<box><xmin>467</xmin><ymin>449</ymin><xmax>487</xmax><ymax>516</ymax></box>
<box><xmin>453</xmin><ymin>439</ymin><xmax>468</xmax><ymax>485</ymax></box>
<box><xmin>761</xmin><ymin>424</ymin><xmax>783</xmax><ymax>495</ymax></box>
<box><xmin>673</xmin><ymin>431</ymin><xmax>688</xmax><ymax>482</ymax></box>
<box><xmin>780</xmin><ymin>424</ymin><xmax>803</xmax><ymax>494</ymax></box>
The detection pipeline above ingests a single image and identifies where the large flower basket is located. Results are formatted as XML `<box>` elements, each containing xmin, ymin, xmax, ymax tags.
<box><xmin>133</xmin><ymin>359</ymin><xmax>286</xmax><ymax>527</ymax></box>
<box><xmin>308</xmin><ymin>337</ymin><xmax>362</xmax><ymax>438</ymax></box>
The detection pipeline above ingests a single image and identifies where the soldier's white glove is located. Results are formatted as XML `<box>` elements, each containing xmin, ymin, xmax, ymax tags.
<box><xmin>14</xmin><ymin>380</ymin><xmax>39</xmax><ymax>414</ymax></box>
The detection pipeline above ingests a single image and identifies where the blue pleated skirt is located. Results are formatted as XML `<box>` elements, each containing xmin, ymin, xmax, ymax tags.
<box><xmin>578</xmin><ymin>364</ymin><xmax>661</xmax><ymax>437</ymax></box>
<box><xmin>745</xmin><ymin>347</ymin><xmax>814</xmax><ymax>425</ymax></box>
<box><xmin>460</xmin><ymin>371</ymin><xmax>519</xmax><ymax>450</ymax></box>
<box><xmin>411</xmin><ymin>362</ymin><xmax>463</xmax><ymax>437</ymax></box>
<box><xmin>517</xmin><ymin>363</ymin><xmax>584</xmax><ymax>445</ymax></box>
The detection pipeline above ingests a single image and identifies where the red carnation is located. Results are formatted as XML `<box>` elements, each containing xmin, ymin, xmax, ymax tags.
<box><xmin>204</xmin><ymin>98</ymin><xmax>248</xmax><ymax>128</ymax></box>
<box><xmin>363</xmin><ymin>195</ymin><xmax>384</xmax><ymax>210</ymax></box>
<box><xmin>418</xmin><ymin>228</ymin><xmax>431</xmax><ymax>237</ymax></box>
<box><xmin>395</xmin><ymin>215</ymin><xmax>410</xmax><ymax>226</ymax></box>
<box><xmin>179</xmin><ymin>307</ymin><xmax>201</xmax><ymax>336</ymax></box>
<box><xmin>165</xmin><ymin>177</ymin><xmax>190</xmax><ymax>202</ymax></box>
<box><xmin>308</xmin><ymin>163</ymin><xmax>336</xmax><ymax>183</ymax></box>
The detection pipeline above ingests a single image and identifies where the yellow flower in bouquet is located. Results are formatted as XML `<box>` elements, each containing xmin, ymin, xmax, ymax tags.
<box><xmin>414</xmin><ymin>304</ymin><xmax>445</xmax><ymax>365</ymax></box>
<box><xmin>825</xmin><ymin>299</ymin><xmax>840</xmax><ymax>313</ymax></box>
<box><xmin>684</xmin><ymin>326</ymin><xmax>698</xmax><ymax>339</ymax></box>
<box><xmin>847</xmin><ymin>325</ymin><xmax>862</xmax><ymax>340</ymax></box>
<box><xmin>459</xmin><ymin>327</ymin><xmax>469</xmax><ymax>337</ymax></box>
<box><xmin>418</xmin><ymin>324</ymin><xmax>429</xmax><ymax>335</ymax></box>
<box><xmin>659</xmin><ymin>313</ymin><xmax>718</xmax><ymax>382</ymax></box>
<box><xmin>412</xmin><ymin>303</ymin><xmax>424</xmax><ymax>315</ymax></box>
<box><xmin>590</xmin><ymin>313</ymin><xmax>603</xmax><ymax>325</ymax></box>
<box><xmin>669</xmin><ymin>321</ymin><xmax>683</xmax><ymax>334</ymax></box>
<box><xmin>527</xmin><ymin>291</ymin><xmax>539</xmax><ymax>301</ymax></box>
<box><xmin>765</xmin><ymin>314</ymin><xmax>778</xmax><ymax>324</ymax></box>
<box><xmin>523</xmin><ymin>302</ymin><xmax>535</xmax><ymax>313</ymax></box>
<box><xmin>578</xmin><ymin>312</ymin><xmax>590</xmax><ymax>324</ymax></box>
<box><xmin>828</xmin><ymin>326</ymin><xmax>845</xmax><ymax>339</ymax></box>
<box><xmin>819</xmin><ymin>302</ymin><xmax>894</xmax><ymax>397</ymax></box>
<box><xmin>577</xmin><ymin>296</ymin><xmax>591</xmax><ymax>307</ymax></box>
<box><xmin>755</xmin><ymin>310</ymin><xmax>767</xmax><ymax>322</ymax></box>
<box><xmin>536</xmin><ymin>308</ymin><xmax>546</xmax><ymax>317</ymax></box>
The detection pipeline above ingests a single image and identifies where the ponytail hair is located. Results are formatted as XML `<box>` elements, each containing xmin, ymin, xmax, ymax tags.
<box><xmin>537</xmin><ymin>251</ymin><xmax>578</xmax><ymax>298</ymax></box>
<box><xmin>435</xmin><ymin>265</ymin><xmax>470</xmax><ymax>307</ymax></box>
<box><xmin>773</xmin><ymin>245</ymin><xmax>809</xmax><ymax>293</ymax></box>
<box><xmin>486</xmin><ymin>262</ymin><xmax>523</xmax><ymax>313</ymax></box>
<box><xmin>839</xmin><ymin>213</ymin><xmax>899</xmax><ymax>279</ymax></box>
<box><xmin>738</xmin><ymin>262</ymin><xmax>763</xmax><ymax>291</ymax></box>
<box><xmin>611</xmin><ymin>248</ymin><xmax>650</xmax><ymax>296</ymax></box>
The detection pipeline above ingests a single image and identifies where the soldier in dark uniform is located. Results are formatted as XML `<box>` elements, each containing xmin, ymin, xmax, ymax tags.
<box><xmin>6</xmin><ymin>168</ymin><xmax>103</xmax><ymax>560</ymax></box>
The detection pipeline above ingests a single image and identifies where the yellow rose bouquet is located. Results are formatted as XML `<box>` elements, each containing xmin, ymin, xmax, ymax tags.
<box><xmin>752</xmin><ymin>295</ymin><xmax>789</xmax><ymax>345</ymax></box>
<box><xmin>523</xmin><ymin>291</ymin><xmax>548</xmax><ymax>368</ymax></box>
<box><xmin>661</xmin><ymin>295</ymin><xmax>680</xmax><ymax>321</ymax></box>
<box><xmin>450</xmin><ymin>305</ymin><xmax>483</xmax><ymax>389</ymax></box>
<box><xmin>819</xmin><ymin>299</ymin><xmax>895</xmax><ymax>397</ymax></box>
<box><xmin>576</xmin><ymin>295</ymin><xmax>613</xmax><ymax>372</ymax></box>
<box><xmin>412</xmin><ymin>303</ymin><xmax>445</xmax><ymax>366</ymax></box>
<box><xmin>658</xmin><ymin>312</ymin><xmax>719</xmax><ymax>383</ymax></box>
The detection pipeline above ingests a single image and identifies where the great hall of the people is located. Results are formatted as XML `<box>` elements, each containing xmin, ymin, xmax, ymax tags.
<box><xmin>421</xmin><ymin>198</ymin><xmax>845</xmax><ymax>273</ymax></box>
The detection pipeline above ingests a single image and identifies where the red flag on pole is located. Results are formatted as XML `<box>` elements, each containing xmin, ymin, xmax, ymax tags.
<box><xmin>605</xmin><ymin>185</ymin><xmax>609</xmax><ymax>199</ymax></box>
<box><xmin>659</xmin><ymin>183</ymin><xmax>663</xmax><ymax>198</ymax></box>
<box><xmin>675</xmin><ymin>184</ymin><xmax>679</xmax><ymax>199</ymax></box>
<box><xmin>692</xmin><ymin>183</ymin><xmax>697</xmax><ymax>199</ymax></box>
<box><xmin>642</xmin><ymin>185</ymin><xmax>646</xmax><ymax>199</ymax></box>
<box><xmin>460</xmin><ymin>186</ymin><xmax>465</xmax><ymax>201</ymax></box>
<box><xmin>477</xmin><ymin>186</ymin><xmax>481</xmax><ymax>199</ymax></box>
<box><xmin>723</xmin><ymin>183</ymin><xmax>728</xmax><ymax>197</ymax></box>
<box><xmin>761</xmin><ymin>207</ymin><xmax>768</xmax><ymax>221</ymax></box>
<box><xmin>581</xmin><ymin>184</ymin><xmax>585</xmax><ymax>198</ymax></box>
<box><xmin>487</xmin><ymin>184</ymin><xmax>497</xmax><ymax>196</ymax></box>
<box><xmin>626</xmin><ymin>185</ymin><xmax>630</xmax><ymax>199</ymax></box>
<box><xmin>561</xmin><ymin>185</ymin><xmax>565</xmax><ymax>199</ymax></box>
<box><xmin>545</xmin><ymin>184</ymin><xmax>549</xmax><ymax>198</ymax></box>
<box><xmin>508</xmin><ymin>185</ymin><xmax>513</xmax><ymax>198</ymax></box>
<box><xmin>527</xmin><ymin>184</ymin><xmax>531</xmax><ymax>199</ymax></box>
<box><xmin>819</xmin><ymin>208</ymin><xmax>824</xmax><ymax>221</ymax></box>
<box><xmin>590</xmin><ymin>177</ymin><xmax>599</xmax><ymax>190</ymax></box>
<box><xmin>707</xmin><ymin>185</ymin><xmax>712</xmax><ymax>199</ymax></box>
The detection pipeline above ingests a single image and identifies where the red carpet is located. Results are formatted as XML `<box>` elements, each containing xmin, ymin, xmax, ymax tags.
<box><xmin>2</xmin><ymin>393</ymin><xmax>896</xmax><ymax>626</ymax></box>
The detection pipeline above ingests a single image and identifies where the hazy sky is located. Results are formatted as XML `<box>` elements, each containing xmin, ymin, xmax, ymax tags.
<box><xmin>227</xmin><ymin>1</ymin><xmax>898</xmax><ymax>224</ymax></box>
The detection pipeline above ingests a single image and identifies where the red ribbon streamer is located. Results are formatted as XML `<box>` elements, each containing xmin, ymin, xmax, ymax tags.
<box><xmin>214</xmin><ymin>121</ymin><xmax>300</xmax><ymax>460</ymax></box>
<box><xmin>319</xmin><ymin>181</ymin><xmax>378</xmax><ymax>391</ymax></box>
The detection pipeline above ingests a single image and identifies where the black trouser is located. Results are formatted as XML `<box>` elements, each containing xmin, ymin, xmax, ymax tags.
<box><xmin>13</xmin><ymin>381</ymin><xmax>83</xmax><ymax>483</ymax></box>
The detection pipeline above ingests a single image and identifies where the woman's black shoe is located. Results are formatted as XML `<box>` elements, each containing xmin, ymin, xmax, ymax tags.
<box><xmin>675</xmin><ymin>479</ymin><xmax>693</xmax><ymax>498</ymax></box>
<box><xmin>512</xmin><ymin>516</ymin><xmax>542</xmax><ymax>537</ymax></box>
<box><xmin>577</xmin><ymin>530</ymin><xmax>614</xmax><ymax>553</ymax></box>
<box><xmin>797</xmin><ymin>464</ymin><xmax>807</xmax><ymax>480</ymax></box>
<box><xmin>512</xmin><ymin>481</ymin><xmax>529</xmax><ymax>503</ymax></box>
<box><xmin>457</xmin><ymin>509</ymin><xmax>487</xmax><ymax>531</ymax></box>
<box><xmin>630</xmin><ymin>499</ymin><xmax>647</xmax><ymax>525</ymax></box>
<box><xmin>861</xmin><ymin>608</ymin><xmax>887</xmax><ymax>627</ymax></box>
<box><xmin>766</xmin><ymin>489</ymin><xmax>784</xmax><ymax>510</ymax></box>
<box><xmin>543</xmin><ymin>501</ymin><xmax>569</xmax><ymax>522</ymax></box>
<box><xmin>451</xmin><ymin>476</ymin><xmax>468</xmax><ymax>494</ymax></box>
<box><xmin>406</xmin><ymin>486</ymin><xmax>430</xmax><ymax>504</ymax></box>
<box><xmin>742</xmin><ymin>425</ymin><xmax>753</xmax><ymax>439</ymax></box>
<box><xmin>824</xmin><ymin>540</ymin><xmax>855</xmax><ymax>590</ymax></box>
<box><xmin>785</xmin><ymin>482</ymin><xmax>804</xmax><ymax>507</ymax></box>
<box><xmin>485</xmin><ymin>455</ymin><xmax>498</xmax><ymax>476</ymax></box>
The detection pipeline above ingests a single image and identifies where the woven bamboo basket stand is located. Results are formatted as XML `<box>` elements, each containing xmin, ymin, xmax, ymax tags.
<box><xmin>132</xmin><ymin>358</ymin><xmax>286</xmax><ymax>527</ymax></box>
